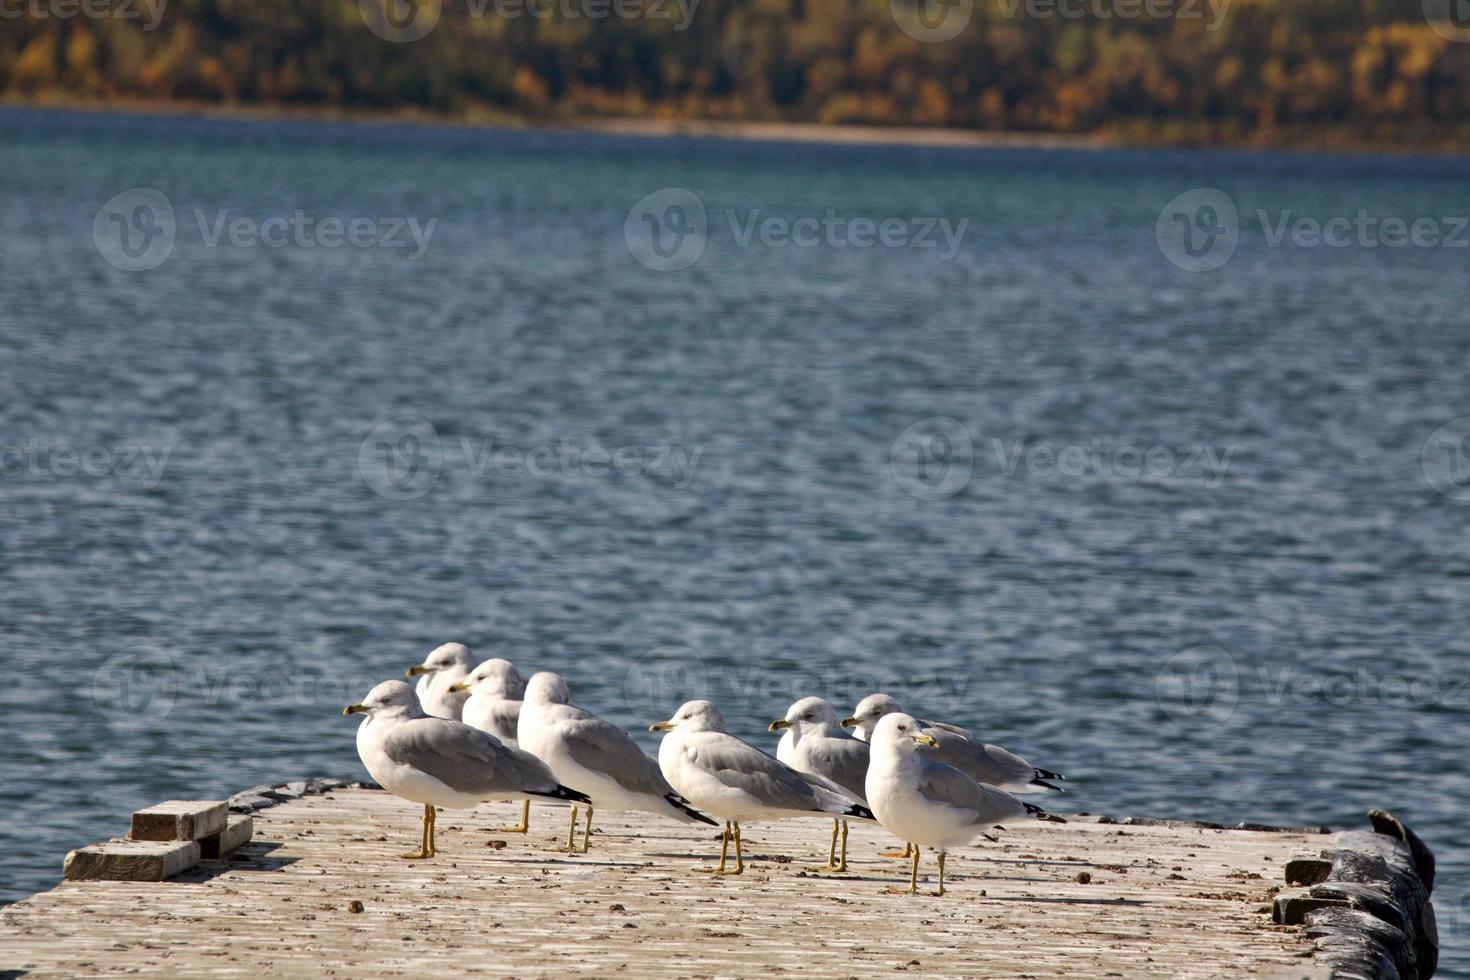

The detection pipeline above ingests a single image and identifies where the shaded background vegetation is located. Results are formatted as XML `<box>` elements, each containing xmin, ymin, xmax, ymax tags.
<box><xmin>3</xmin><ymin>0</ymin><xmax>1469</xmax><ymax>146</ymax></box>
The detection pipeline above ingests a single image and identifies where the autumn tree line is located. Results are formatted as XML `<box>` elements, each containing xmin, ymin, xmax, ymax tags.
<box><xmin>3</xmin><ymin>0</ymin><xmax>1469</xmax><ymax>147</ymax></box>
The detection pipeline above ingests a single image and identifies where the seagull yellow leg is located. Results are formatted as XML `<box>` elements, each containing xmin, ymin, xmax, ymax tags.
<box><xmin>731</xmin><ymin>822</ymin><xmax>745</xmax><ymax>874</ymax></box>
<box><xmin>399</xmin><ymin>803</ymin><xmax>434</xmax><ymax>859</ymax></box>
<box><xmin>808</xmin><ymin>819</ymin><xmax>851</xmax><ymax>873</ymax></box>
<box><xmin>932</xmin><ymin>851</ymin><xmax>946</xmax><ymax>897</ymax></box>
<box><xmin>883</xmin><ymin>843</ymin><xmax>920</xmax><ymax>894</ymax></box>
<box><xmin>566</xmin><ymin>806</ymin><xmax>579</xmax><ymax>851</ymax></box>
<box><xmin>880</xmin><ymin>841</ymin><xmax>913</xmax><ymax>860</ymax></box>
<box><xmin>580</xmin><ymin>805</ymin><xmax>594</xmax><ymax>853</ymax></box>
<box><xmin>427</xmin><ymin>804</ymin><xmax>437</xmax><ymax>857</ymax></box>
<box><xmin>696</xmin><ymin>822</ymin><xmax>731</xmax><ymax>874</ymax></box>
<box><xmin>494</xmin><ymin>800</ymin><xmax>530</xmax><ymax>834</ymax></box>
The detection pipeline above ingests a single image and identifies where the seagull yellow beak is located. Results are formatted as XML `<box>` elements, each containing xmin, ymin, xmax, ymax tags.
<box><xmin>768</xmin><ymin>719</ymin><xmax>791</xmax><ymax>732</ymax></box>
<box><xmin>840</xmin><ymin>716</ymin><xmax>859</xmax><ymax>728</ymax></box>
<box><xmin>648</xmin><ymin>720</ymin><xmax>674</xmax><ymax>732</ymax></box>
<box><xmin>913</xmin><ymin>732</ymin><xmax>939</xmax><ymax>748</ymax></box>
<box><xmin>343</xmin><ymin>704</ymin><xmax>368</xmax><ymax>716</ymax></box>
<box><xmin>405</xmin><ymin>664</ymin><xmax>432</xmax><ymax>678</ymax></box>
<box><xmin>447</xmin><ymin>681</ymin><xmax>469</xmax><ymax>693</ymax></box>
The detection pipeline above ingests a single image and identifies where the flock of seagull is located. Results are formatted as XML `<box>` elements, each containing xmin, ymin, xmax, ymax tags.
<box><xmin>344</xmin><ymin>642</ymin><xmax>1069</xmax><ymax>896</ymax></box>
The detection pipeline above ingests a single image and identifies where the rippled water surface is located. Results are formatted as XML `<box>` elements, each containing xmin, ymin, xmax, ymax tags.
<box><xmin>1</xmin><ymin>109</ymin><xmax>1467</xmax><ymax>974</ymax></box>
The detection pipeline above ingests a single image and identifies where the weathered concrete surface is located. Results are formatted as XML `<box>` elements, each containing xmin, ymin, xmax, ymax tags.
<box><xmin>198</xmin><ymin>815</ymin><xmax>254</xmax><ymax>860</ymax></box>
<box><xmin>3</xmin><ymin>787</ymin><xmax>1322</xmax><ymax>978</ymax></box>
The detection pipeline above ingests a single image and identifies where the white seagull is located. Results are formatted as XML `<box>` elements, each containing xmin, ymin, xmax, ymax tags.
<box><xmin>518</xmin><ymin>672</ymin><xmax>717</xmax><ymax>852</ymax></box>
<box><xmin>343</xmin><ymin>680</ymin><xmax>588</xmax><ymax>858</ymax></box>
<box><xmin>404</xmin><ymin>642</ymin><xmax>476</xmax><ymax>720</ymax></box>
<box><xmin>866</xmin><ymin>713</ymin><xmax>1064</xmax><ymax>896</ymax></box>
<box><xmin>651</xmin><ymin>700</ymin><xmax>871</xmax><ymax>875</ymax></box>
<box><xmin>843</xmin><ymin>692</ymin><xmax>1065</xmax><ymax>793</ymax></box>
<box><xmin>450</xmin><ymin>658</ymin><xmax>532</xmax><ymax>833</ymax></box>
<box><xmin>770</xmin><ymin>696</ymin><xmax>870</xmax><ymax>872</ymax></box>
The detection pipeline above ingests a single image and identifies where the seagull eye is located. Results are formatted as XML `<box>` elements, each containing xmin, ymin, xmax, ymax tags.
<box><xmin>802</xmin><ymin>713</ymin><xmax>812</xmax><ymax>720</ymax></box>
<box><xmin>897</xmin><ymin>724</ymin><xmax>907</xmax><ymax>731</ymax></box>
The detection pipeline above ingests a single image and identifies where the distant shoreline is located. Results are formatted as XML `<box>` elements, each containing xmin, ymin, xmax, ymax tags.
<box><xmin>4</xmin><ymin>95</ymin><xmax>1466</xmax><ymax>158</ymax></box>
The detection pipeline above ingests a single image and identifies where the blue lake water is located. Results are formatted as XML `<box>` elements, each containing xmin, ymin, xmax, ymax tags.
<box><xmin>1</xmin><ymin>109</ymin><xmax>1467</xmax><ymax>974</ymax></box>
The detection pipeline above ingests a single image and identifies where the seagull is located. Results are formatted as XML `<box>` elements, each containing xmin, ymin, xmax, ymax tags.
<box><xmin>404</xmin><ymin>642</ymin><xmax>476</xmax><ymax>720</ymax></box>
<box><xmin>843</xmin><ymin>692</ymin><xmax>1065</xmax><ymax>793</ymax></box>
<box><xmin>770</xmin><ymin>696</ymin><xmax>870</xmax><ymax>872</ymax></box>
<box><xmin>650</xmin><ymin>700</ymin><xmax>872</xmax><ymax>875</ymax></box>
<box><xmin>449</xmin><ymin>658</ymin><xmax>531</xmax><ymax>833</ymax></box>
<box><xmin>518</xmin><ymin>673</ymin><xmax>717</xmax><ymax>852</ymax></box>
<box><xmin>866</xmin><ymin>713</ymin><xmax>1065</xmax><ymax>896</ymax></box>
<box><xmin>343</xmin><ymin>680</ymin><xmax>588</xmax><ymax>858</ymax></box>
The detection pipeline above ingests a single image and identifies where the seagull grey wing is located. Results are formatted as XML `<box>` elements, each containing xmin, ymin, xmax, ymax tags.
<box><xmin>919</xmin><ymin>717</ymin><xmax>973</xmax><ymax>740</ymax></box>
<box><xmin>930</xmin><ymin>732</ymin><xmax>1034</xmax><ymax>788</ymax></box>
<box><xmin>486</xmin><ymin>699</ymin><xmax>522</xmax><ymax>745</ymax></box>
<box><xmin>382</xmin><ymin>719</ymin><xmax>560</xmax><ymax>797</ymax></box>
<box><xmin>688</xmin><ymin>737</ymin><xmax>824</xmax><ymax>813</ymax></box>
<box><xmin>802</xmin><ymin>737</ymin><xmax>870</xmax><ymax>803</ymax></box>
<box><xmin>559</xmin><ymin>716</ymin><xmax>672</xmax><ymax>796</ymax></box>
<box><xmin>918</xmin><ymin>760</ymin><xmax>1028</xmax><ymax>825</ymax></box>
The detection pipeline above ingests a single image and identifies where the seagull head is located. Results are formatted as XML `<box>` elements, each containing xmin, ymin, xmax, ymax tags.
<box><xmin>449</xmin><ymin>658</ymin><xmax>525</xmax><ymax>698</ymax></box>
<box><xmin>524</xmin><ymin>671</ymin><xmax>572</xmax><ymax>706</ymax></box>
<box><xmin>650</xmin><ymin>699</ymin><xmax>724</xmax><ymax>734</ymax></box>
<box><xmin>405</xmin><ymin>641</ymin><xmax>475</xmax><ymax>679</ymax></box>
<box><xmin>871</xmin><ymin>712</ymin><xmax>938</xmax><ymax>754</ymax></box>
<box><xmin>344</xmin><ymin>679</ymin><xmax>424</xmax><ymax>720</ymax></box>
<box><xmin>841</xmin><ymin>692</ymin><xmax>902</xmax><ymax>741</ymax></box>
<box><xmin>770</xmin><ymin>696</ymin><xmax>841</xmax><ymax>735</ymax></box>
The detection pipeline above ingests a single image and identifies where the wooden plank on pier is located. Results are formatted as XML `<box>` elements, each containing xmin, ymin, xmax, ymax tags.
<box><xmin>129</xmin><ymin>800</ymin><xmax>228</xmax><ymax>842</ymax></box>
<box><xmin>61</xmin><ymin>840</ymin><xmax>200</xmax><ymax>883</ymax></box>
<box><xmin>5</xmin><ymin>787</ymin><xmax>1324</xmax><ymax>978</ymax></box>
